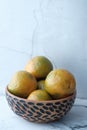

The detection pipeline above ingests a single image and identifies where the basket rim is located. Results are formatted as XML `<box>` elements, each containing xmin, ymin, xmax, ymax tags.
<box><xmin>5</xmin><ymin>86</ymin><xmax>76</xmax><ymax>103</ymax></box>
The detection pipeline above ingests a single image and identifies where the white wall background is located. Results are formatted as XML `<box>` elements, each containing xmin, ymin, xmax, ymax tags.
<box><xmin>0</xmin><ymin>0</ymin><xmax>87</xmax><ymax>98</ymax></box>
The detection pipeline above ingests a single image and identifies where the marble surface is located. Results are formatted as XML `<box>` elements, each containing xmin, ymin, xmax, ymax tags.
<box><xmin>0</xmin><ymin>93</ymin><xmax>87</xmax><ymax>130</ymax></box>
<box><xmin>0</xmin><ymin>0</ymin><xmax>87</xmax><ymax>130</ymax></box>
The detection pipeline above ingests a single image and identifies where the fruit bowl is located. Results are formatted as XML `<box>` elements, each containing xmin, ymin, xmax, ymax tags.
<box><xmin>5</xmin><ymin>86</ymin><xmax>76</xmax><ymax>123</ymax></box>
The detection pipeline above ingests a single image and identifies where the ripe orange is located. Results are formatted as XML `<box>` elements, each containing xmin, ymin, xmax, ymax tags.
<box><xmin>25</xmin><ymin>56</ymin><xmax>53</xmax><ymax>79</ymax></box>
<box><xmin>27</xmin><ymin>90</ymin><xmax>52</xmax><ymax>101</ymax></box>
<box><xmin>44</xmin><ymin>69</ymin><xmax>76</xmax><ymax>99</ymax></box>
<box><xmin>8</xmin><ymin>71</ymin><xmax>37</xmax><ymax>98</ymax></box>
<box><xmin>37</xmin><ymin>80</ymin><xmax>45</xmax><ymax>90</ymax></box>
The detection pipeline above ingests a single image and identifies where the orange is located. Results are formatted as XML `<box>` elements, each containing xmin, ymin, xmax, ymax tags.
<box><xmin>37</xmin><ymin>80</ymin><xmax>45</xmax><ymax>90</ymax></box>
<box><xmin>25</xmin><ymin>56</ymin><xmax>53</xmax><ymax>79</ymax></box>
<box><xmin>44</xmin><ymin>69</ymin><xmax>76</xmax><ymax>99</ymax></box>
<box><xmin>8</xmin><ymin>71</ymin><xmax>37</xmax><ymax>98</ymax></box>
<box><xmin>27</xmin><ymin>90</ymin><xmax>52</xmax><ymax>101</ymax></box>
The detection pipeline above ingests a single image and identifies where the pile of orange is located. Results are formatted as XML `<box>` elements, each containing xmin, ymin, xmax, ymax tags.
<box><xmin>8</xmin><ymin>56</ymin><xmax>76</xmax><ymax>101</ymax></box>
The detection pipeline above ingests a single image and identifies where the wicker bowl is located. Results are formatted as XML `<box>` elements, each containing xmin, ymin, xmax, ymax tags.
<box><xmin>5</xmin><ymin>86</ymin><xmax>76</xmax><ymax>123</ymax></box>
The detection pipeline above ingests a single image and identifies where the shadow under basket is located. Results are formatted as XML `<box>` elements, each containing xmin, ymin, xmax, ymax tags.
<box><xmin>5</xmin><ymin>87</ymin><xmax>76</xmax><ymax>123</ymax></box>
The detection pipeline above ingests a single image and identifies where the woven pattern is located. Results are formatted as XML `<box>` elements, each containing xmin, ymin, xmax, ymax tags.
<box><xmin>6</xmin><ymin>91</ymin><xmax>76</xmax><ymax>123</ymax></box>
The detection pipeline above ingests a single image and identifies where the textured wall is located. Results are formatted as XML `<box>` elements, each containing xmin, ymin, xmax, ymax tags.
<box><xmin>0</xmin><ymin>0</ymin><xmax>87</xmax><ymax>98</ymax></box>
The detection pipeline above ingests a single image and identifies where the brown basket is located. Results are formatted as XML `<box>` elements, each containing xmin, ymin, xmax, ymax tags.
<box><xmin>5</xmin><ymin>86</ymin><xmax>76</xmax><ymax>123</ymax></box>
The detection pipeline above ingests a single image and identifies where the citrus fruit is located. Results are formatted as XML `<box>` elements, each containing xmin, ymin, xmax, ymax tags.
<box><xmin>25</xmin><ymin>56</ymin><xmax>53</xmax><ymax>79</ymax></box>
<box><xmin>27</xmin><ymin>90</ymin><xmax>52</xmax><ymax>101</ymax></box>
<box><xmin>8</xmin><ymin>71</ymin><xmax>37</xmax><ymax>98</ymax></box>
<box><xmin>44</xmin><ymin>69</ymin><xmax>76</xmax><ymax>99</ymax></box>
<box><xmin>37</xmin><ymin>80</ymin><xmax>45</xmax><ymax>90</ymax></box>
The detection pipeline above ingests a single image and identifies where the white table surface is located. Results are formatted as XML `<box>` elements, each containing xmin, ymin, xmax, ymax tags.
<box><xmin>0</xmin><ymin>92</ymin><xmax>87</xmax><ymax>130</ymax></box>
